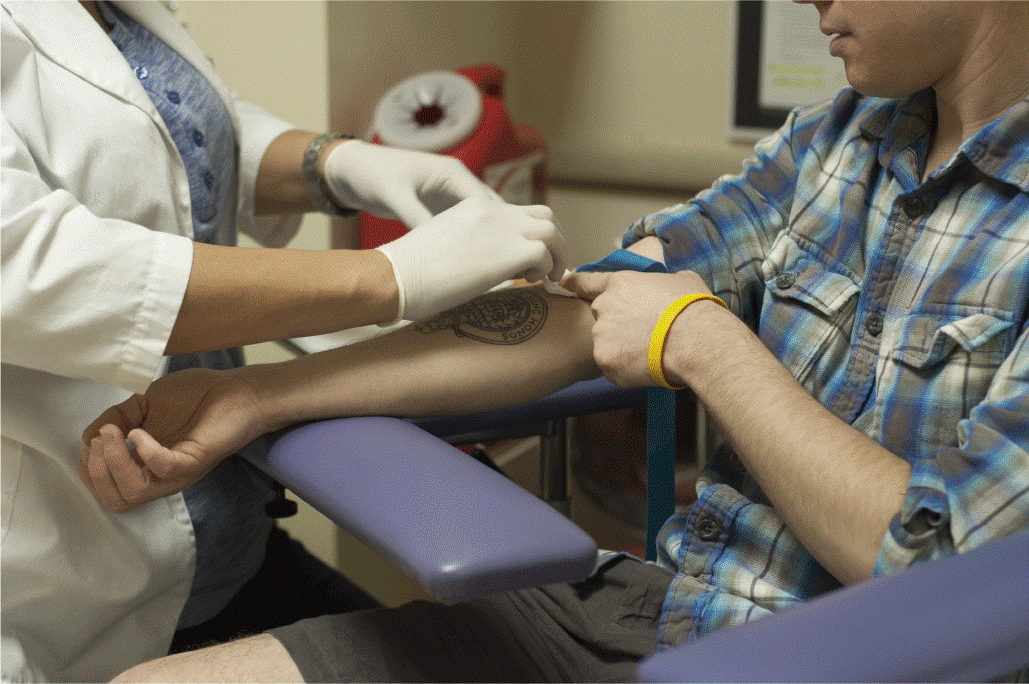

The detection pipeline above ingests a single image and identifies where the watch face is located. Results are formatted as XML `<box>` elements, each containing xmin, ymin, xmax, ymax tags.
<box><xmin>373</xmin><ymin>71</ymin><xmax>483</xmax><ymax>153</ymax></box>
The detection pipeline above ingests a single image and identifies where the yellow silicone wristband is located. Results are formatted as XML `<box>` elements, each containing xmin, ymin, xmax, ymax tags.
<box><xmin>647</xmin><ymin>293</ymin><xmax>729</xmax><ymax>389</ymax></box>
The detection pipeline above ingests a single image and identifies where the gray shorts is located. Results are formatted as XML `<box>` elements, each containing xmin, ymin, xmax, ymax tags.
<box><xmin>267</xmin><ymin>556</ymin><xmax>673</xmax><ymax>682</ymax></box>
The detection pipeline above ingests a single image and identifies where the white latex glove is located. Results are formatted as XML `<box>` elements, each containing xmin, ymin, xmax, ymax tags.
<box><xmin>322</xmin><ymin>139</ymin><xmax>502</xmax><ymax>227</ymax></box>
<box><xmin>376</xmin><ymin>197</ymin><xmax>567</xmax><ymax>322</ymax></box>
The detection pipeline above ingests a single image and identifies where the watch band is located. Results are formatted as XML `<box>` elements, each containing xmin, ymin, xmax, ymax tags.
<box><xmin>302</xmin><ymin>132</ymin><xmax>359</xmax><ymax>216</ymax></box>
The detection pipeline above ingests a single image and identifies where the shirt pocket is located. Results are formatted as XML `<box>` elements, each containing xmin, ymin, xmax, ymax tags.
<box><xmin>892</xmin><ymin>311</ymin><xmax>1015</xmax><ymax>370</ymax></box>
<box><xmin>760</xmin><ymin>253</ymin><xmax>860</xmax><ymax>387</ymax></box>
<box><xmin>889</xmin><ymin>310</ymin><xmax>1016</xmax><ymax>429</ymax></box>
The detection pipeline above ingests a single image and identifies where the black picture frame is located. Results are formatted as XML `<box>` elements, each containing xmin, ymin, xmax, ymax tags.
<box><xmin>733</xmin><ymin>1</ymin><xmax>792</xmax><ymax>133</ymax></box>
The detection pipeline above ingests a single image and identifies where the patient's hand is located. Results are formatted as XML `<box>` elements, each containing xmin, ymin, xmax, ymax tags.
<box><xmin>80</xmin><ymin>367</ymin><xmax>267</xmax><ymax>512</ymax></box>
<box><xmin>560</xmin><ymin>269</ymin><xmax>714</xmax><ymax>387</ymax></box>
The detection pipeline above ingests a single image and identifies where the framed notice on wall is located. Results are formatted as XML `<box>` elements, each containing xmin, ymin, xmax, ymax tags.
<box><xmin>731</xmin><ymin>1</ymin><xmax>848</xmax><ymax>142</ymax></box>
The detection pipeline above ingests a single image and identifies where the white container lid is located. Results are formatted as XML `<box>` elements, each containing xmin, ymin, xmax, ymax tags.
<box><xmin>372</xmin><ymin>71</ymin><xmax>483</xmax><ymax>152</ymax></box>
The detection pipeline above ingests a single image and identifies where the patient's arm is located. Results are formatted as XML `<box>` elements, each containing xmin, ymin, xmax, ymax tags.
<box><xmin>255</xmin><ymin>283</ymin><xmax>599</xmax><ymax>428</ymax></box>
<box><xmin>81</xmin><ymin>285</ymin><xmax>598</xmax><ymax>512</ymax></box>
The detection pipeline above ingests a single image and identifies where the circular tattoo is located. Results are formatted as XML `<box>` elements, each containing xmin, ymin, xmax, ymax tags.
<box><xmin>414</xmin><ymin>289</ymin><xmax>548</xmax><ymax>345</ymax></box>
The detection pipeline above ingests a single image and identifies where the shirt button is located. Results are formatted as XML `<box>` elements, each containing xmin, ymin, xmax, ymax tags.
<box><xmin>865</xmin><ymin>311</ymin><xmax>884</xmax><ymax>337</ymax></box>
<box><xmin>901</xmin><ymin>194</ymin><xmax>927</xmax><ymax>219</ymax></box>
<box><xmin>134</xmin><ymin>65</ymin><xmax>148</xmax><ymax>79</ymax></box>
<box><xmin>193</xmin><ymin>130</ymin><xmax>205</xmax><ymax>147</ymax></box>
<box><xmin>202</xmin><ymin>171</ymin><xmax>214</xmax><ymax>189</ymax></box>
<box><xmin>774</xmin><ymin>273</ymin><xmax>796</xmax><ymax>290</ymax></box>
<box><xmin>167</xmin><ymin>90</ymin><xmax>181</xmax><ymax>104</ymax></box>
<box><xmin>696</xmin><ymin>516</ymin><xmax>722</xmax><ymax>542</ymax></box>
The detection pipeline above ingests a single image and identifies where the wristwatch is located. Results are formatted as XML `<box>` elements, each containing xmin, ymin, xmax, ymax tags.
<box><xmin>302</xmin><ymin>132</ymin><xmax>359</xmax><ymax>216</ymax></box>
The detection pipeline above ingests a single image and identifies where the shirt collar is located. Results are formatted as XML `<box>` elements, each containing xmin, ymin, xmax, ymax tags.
<box><xmin>860</xmin><ymin>89</ymin><xmax>1029</xmax><ymax>193</ymax></box>
<box><xmin>962</xmin><ymin>96</ymin><xmax>1029</xmax><ymax>193</ymax></box>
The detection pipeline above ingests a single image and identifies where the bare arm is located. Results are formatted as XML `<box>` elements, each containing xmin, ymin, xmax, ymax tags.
<box><xmin>562</xmin><ymin>243</ymin><xmax>910</xmax><ymax>586</ymax></box>
<box><xmin>165</xmin><ymin>242</ymin><xmax>397</xmax><ymax>355</ymax></box>
<box><xmin>666</xmin><ymin>302</ymin><xmax>911</xmax><ymax>585</ymax></box>
<box><xmin>252</xmin><ymin>129</ymin><xmax>346</xmax><ymax>216</ymax></box>
<box><xmin>250</xmin><ymin>285</ymin><xmax>600</xmax><ymax>429</ymax></box>
<box><xmin>247</xmin><ymin>239</ymin><xmax>664</xmax><ymax>427</ymax></box>
<box><xmin>168</xmin><ymin>130</ymin><xmax>562</xmax><ymax>355</ymax></box>
<box><xmin>82</xmin><ymin>285</ymin><xmax>598</xmax><ymax>511</ymax></box>
<box><xmin>165</xmin><ymin>130</ymin><xmax>400</xmax><ymax>354</ymax></box>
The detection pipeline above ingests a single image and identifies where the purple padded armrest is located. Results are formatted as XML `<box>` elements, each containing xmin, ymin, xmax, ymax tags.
<box><xmin>245</xmin><ymin>416</ymin><xmax>598</xmax><ymax>603</ymax></box>
<box><xmin>637</xmin><ymin>529</ymin><xmax>1029</xmax><ymax>683</ymax></box>
<box><xmin>413</xmin><ymin>377</ymin><xmax>646</xmax><ymax>439</ymax></box>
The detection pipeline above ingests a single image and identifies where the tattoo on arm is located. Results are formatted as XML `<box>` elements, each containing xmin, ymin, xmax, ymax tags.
<box><xmin>414</xmin><ymin>289</ymin><xmax>548</xmax><ymax>345</ymax></box>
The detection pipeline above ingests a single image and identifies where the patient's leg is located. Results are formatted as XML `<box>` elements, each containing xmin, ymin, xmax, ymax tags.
<box><xmin>110</xmin><ymin>634</ymin><xmax>302</xmax><ymax>683</ymax></box>
<box><xmin>110</xmin><ymin>556</ymin><xmax>671</xmax><ymax>683</ymax></box>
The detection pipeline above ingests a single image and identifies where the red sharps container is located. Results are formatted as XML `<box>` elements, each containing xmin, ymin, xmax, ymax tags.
<box><xmin>359</xmin><ymin>64</ymin><xmax>548</xmax><ymax>249</ymax></box>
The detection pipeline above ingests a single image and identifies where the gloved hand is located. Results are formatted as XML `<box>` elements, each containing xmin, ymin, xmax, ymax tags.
<box><xmin>376</xmin><ymin>197</ymin><xmax>567</xmax><ymax>322</ymax></box>
<box><xmin>322</xmin><ymin>139</ymin><xmax>502</xmax><ymax>227</ymax></box>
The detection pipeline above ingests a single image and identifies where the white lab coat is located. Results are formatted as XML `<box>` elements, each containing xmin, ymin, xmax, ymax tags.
<box><xmin>1</xmin><ymin>2</ymin><xmax>302</xmax><ymax>680</ymax></box>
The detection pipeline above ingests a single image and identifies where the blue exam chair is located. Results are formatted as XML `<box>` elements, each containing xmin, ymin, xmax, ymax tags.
<box><xmin>244</xmin><ymin>377</ymin><xmax>1029</xmax><ymax>680</ymax></box>
<box><xmin>245</xmin><ymin>377</ymin><xmax>643</xmax><ymax>603</ymax></box>
<box><xmin>637</xmin><ymin>527</ymin><xmax>1029</xmax><ymax>683</ymax></box>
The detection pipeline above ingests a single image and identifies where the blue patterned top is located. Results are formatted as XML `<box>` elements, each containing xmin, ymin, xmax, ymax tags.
<box><xmin>99</xmin><ymin>2</ymin><xmax>274</xmax><ymax>631</ymax></box>
<box><xmin>623</xmin><ymin>87</ymin><xmax>1028</xmax><ymax>677</ymax></box>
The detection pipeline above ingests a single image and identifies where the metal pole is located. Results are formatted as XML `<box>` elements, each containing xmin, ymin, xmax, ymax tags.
<box><xmin>539</xmin><ymin>419</ymin><xmax>571</xmax><ymax>517</ymax></box>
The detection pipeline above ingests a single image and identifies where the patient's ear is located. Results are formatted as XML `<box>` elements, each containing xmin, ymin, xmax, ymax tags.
<box><xmin>627</xmin><ymin>235</ymin><xmax>664</xmax><ymax>261</ymax></box>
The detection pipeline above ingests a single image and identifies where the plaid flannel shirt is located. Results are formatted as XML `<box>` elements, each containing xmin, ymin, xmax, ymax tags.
<box><xmin>623</xmin><ymin>88</ymin><xmax>1029</xmax><ymax>659</ymax></box>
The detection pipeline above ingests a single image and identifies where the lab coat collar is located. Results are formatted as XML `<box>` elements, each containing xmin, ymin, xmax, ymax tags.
<box><xmin>4</xmin><ymin>1</ymin><xmax>147</xmax><ymax>114</ymax></box>
<box><xmin>3</xmin><ymin>1</ymin><xmax>231</xmax><ymax>121</ymax></box>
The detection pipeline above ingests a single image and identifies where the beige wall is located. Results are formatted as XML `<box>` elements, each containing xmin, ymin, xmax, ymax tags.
<box><xmin>326</xmin><ymin>2</ymin><xmax>755</xmax><ymax>187</ymax></box>
<box><xmin>179</xmin><ymin>0</ymin><xmax>757</xmax><ymax>285</ymax></box>
<box><xmin>176</xmin><ymin>0</ymin><xmax>753</xmax><ymax>605</ymax></box>
<box><xmin>326</xmin><ymin>1</ymin><xmax>756</xmax><ymax>265</ymax></box>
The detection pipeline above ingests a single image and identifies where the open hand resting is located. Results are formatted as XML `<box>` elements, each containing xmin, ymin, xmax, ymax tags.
<box><xmin>79</xmin><ymin>368</ymin><xmax>266</xmax><ymax>513</ymax></box>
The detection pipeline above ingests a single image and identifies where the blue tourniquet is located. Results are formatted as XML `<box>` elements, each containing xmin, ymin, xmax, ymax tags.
<box><xmin>576</xmin><ymin>250</ymin><xmax>677</xmax><ymax>562</ymax></box>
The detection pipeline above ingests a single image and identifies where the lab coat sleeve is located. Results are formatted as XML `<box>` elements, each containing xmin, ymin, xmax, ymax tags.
<box><xmin>232</xmin><ymin>98</ymin><xmax>304</xmax><ymax>248</ymax></box>
<box><xmin>1</xmin><ymin>116</ymin><xmax>193</xmax><ymax>395</ymax></box>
